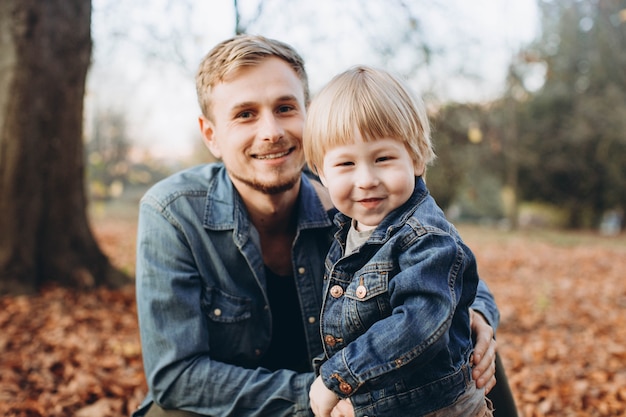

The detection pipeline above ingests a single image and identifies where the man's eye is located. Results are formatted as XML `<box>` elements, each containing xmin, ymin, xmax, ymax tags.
<box><xmin>237</xmin><ymin>111</ymin><xmax>253</xmax><ymax>119</ymax></box>
<box><xmin>277</xmin><ymin>105</ymin><xmax>294</xmax><ymax>114</ymax></box>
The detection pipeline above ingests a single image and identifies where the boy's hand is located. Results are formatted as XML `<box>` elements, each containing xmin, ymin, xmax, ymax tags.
<box><xmin>470</xmin><ymin>309</ymin><xmax>497</xmax><ymax>393</ymax></box>
<box><xmin>330</xmin><ymin>399</ymin><xmax>354</xmax><ymax>417</ymax></box>
<box><xmin>310</xmin><ymin>375</ymin><xmax>340</xmax><ymax>417</ymax></box>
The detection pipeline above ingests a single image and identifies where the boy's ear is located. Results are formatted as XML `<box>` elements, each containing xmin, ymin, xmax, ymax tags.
<box><xmin>198</xmin><ymin>115</ymin><xmax>221</xmax><ymax>158</ymax></box>
<box><xmin>414</xmin><ymin>160</ymin><xmax>425</xmax><ymax>177</ymax></box>
<box><xmin>317</xmin><ymin>169</ymin><xmax>329</xmax><ymax>187</ymax></box>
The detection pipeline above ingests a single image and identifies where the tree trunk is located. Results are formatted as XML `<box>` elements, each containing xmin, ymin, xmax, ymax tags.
<box><xmin>0</xmin><ymin>0</ymin><xmax>129</xmax><ymax>294</ymax></box>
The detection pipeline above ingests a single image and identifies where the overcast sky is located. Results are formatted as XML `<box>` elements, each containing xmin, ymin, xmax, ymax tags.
<box><xmin>88</xmin><ymin>0</ymin><xmax>540</xmax><ymax>160</ymax></box>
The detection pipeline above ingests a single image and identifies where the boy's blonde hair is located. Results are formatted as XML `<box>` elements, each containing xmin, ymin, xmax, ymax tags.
<box><xmin>195</xmin><ymin>34</ymin><xmax>309</xmax><ymax>120</ymax></box>
<box><xmin>303</xmin><ymin>65</ymin><xmax>435</xmax><ymax>175</ymax></box>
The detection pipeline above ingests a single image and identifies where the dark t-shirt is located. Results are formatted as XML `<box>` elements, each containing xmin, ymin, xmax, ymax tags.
<box><xmin>259</xmin><ymin>266</ymin><xmax>311</xmax><ymax>373</ymax></box>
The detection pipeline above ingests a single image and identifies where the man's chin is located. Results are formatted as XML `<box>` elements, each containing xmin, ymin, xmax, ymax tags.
<box><xmin>230</xmin><ymin>170</ymin><xmax>300</xmax><ymax>195</ymax></box>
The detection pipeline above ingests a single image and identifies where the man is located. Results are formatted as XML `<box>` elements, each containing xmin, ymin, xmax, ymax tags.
<box><xmin>133</xmin><ymin>34</ymin><xmax>515</xmax><ymax>417</ymax></box>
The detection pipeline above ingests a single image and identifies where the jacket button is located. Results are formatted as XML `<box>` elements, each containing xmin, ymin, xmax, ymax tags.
<box><xmin>330</xmin><ymin>285</ymin><xmax>344</xmax><ymax>298</ymax></box>
<box><xmin>298</xmin><ymin>267</ymin><xmax>306</xmax><ymax>274</ymax></box>
<box><xmin>339</xmin><ymin>381</ymin><xmax>353</xmax><ymax>394</ymax></box>
<box><xmin>324</xmin><ymin>334</ymin><xmax>337</xmax><ymax>346</ymax></box>
<box><xmin>213</xmin><ymin>308</ymin><xmax>222</xmax><ymax>316</ymax></box>
<box><xmin>308</xmin><ymin>316</ymin><xmax>316</xmax><ymax>324</ymax></box>
<box><xmin>356</xmin><ymin>285</ymin><xmax>367</xmax><ymax>299</ymax></box>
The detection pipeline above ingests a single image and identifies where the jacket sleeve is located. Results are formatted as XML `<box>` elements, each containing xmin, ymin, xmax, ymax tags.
<box><xmin>135</xmin><ymin>199</ymin><xmax>314</xmax><ymax>417</ymax></box>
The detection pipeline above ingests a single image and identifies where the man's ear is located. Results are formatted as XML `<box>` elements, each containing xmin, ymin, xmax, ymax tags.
<box><xmin>198</xmin><ymin>115</ymin><xmax>221</xmax><ymax>159</ymax></box>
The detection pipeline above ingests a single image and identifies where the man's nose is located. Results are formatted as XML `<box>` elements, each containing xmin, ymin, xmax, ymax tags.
<box><xmin>259</xmin><ymin>112</ymin><xmax>284</xmax><ymax>142</ymax></box>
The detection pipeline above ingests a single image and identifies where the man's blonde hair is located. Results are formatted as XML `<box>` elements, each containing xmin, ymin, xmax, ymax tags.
<box><xmin>195</xmin><ymin>34</ymin><xmax>309</xmax><ymax>120</ymax></box>
<box><xmin>303</xmin><ymin>65</ymin><xmax>435</xmax><ymax>175</ymax></box>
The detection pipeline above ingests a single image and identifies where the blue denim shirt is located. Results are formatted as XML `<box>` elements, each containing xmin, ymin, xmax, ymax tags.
<box><xmin>316</xmin><ymin>177</ymin><xmax>487</xmax><ymax>416</ymax></box>
<box><xmin>134</xmin><ymin>164</ymin><xmax>334</xmax><ymax>417</ymax></box>
<box><xmin>133</xmin><ymin>164</ymin><xmax>499</xmax><ymax>417</ymax></box>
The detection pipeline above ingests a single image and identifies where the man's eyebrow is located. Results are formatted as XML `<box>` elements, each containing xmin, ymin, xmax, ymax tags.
<box><xmin>231</xmin><ymin>101</ymin><xmax>256</xmax><ymax>112</ymax></box>
<box><xmin>276</xmin><ymin>94</ymin><xmax>300</xmax><ymax>103</ymax></box>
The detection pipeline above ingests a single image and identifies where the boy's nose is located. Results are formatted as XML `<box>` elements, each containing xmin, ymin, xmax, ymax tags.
<box><xmin>355</xmin><ymin>165</ymin><xmax>380</xmax><ymax>188</ymax></box>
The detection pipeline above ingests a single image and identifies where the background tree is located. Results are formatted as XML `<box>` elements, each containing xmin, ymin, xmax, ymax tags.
<box><xmin>429</xmin><ymin>103</ymin><xmax>506</xmax><ymax>222</ymax></box>
<box><xmin>0</xmin><ymin>0</ymin><xmax>128</xmax><ymax>294</ymax></box>
<box><xmin>516</xmin><ymin>0</ymin><xmax>626</xmax><ymax>228</ymax></box>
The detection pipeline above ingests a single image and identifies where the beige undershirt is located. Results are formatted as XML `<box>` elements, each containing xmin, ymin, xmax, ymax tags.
<box><xmin>345</xmin><ymin>219</ymin><xmax>375</xmax><ymax>255</ymax></box>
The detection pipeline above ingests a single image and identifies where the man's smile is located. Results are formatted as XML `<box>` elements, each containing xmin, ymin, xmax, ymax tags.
<box><xmin>252</xmin><ymin>148</ymin><xmax>294</xmax><ymax>160</ymax></box>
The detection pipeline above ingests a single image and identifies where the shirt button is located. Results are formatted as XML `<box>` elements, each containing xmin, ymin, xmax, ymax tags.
<box><xmin>308</xmin><ymin>316</ymin><xmax>316</xmax><ymax>324</ymax></box>
<box><xmin>356</xmin><ymin>285</ymin><xmax>367</xmax><ymax>299</ymax></box>
<box><xmin>213</xmin><ymin>308</ymin><xmax>222</xmax><ymax>316</ymax></box>
<box><xmin>298</xmin><ymin>267</ymin><xmax>306</xmax><ymax>274</ymax></box>
<box><xmin>330</xmin><ymin>285</ymin><xmax>344</xmax><ymax>298</ymax></box>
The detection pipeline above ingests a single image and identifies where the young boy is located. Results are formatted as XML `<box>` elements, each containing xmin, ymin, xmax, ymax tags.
<box><xmin>303</xmin><ymin>66</ymin><xmax>493</xmax><ymax>417</ymax></box>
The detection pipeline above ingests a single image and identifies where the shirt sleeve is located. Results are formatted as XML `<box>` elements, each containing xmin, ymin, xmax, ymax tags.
<box><xmin>471</xmin><ymin>279</ymin><xmax>501</xmax><ymax>333</ymax></box>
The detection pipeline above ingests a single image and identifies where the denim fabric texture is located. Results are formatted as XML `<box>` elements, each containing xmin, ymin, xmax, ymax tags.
<box><xmin>134</xmin><ymin>164</ymin><xmax>334</xmax><ymax>417</ymax></box>
<box><xmin>316</xmin><ymin>177</ymin><xmax>487</xmax><ymax>417</ymax></box>
<box><xmin>133</xmin><ymin>164</ymin><xmax>499</xmax><ymax>417</ymax></box>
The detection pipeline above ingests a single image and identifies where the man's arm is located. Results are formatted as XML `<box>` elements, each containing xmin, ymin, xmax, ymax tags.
<box><xmin>472</xmin><ymin>279</ymin><xmax>500</xmax><ymax>331</ymax></box>
<box><xmin>470</xmin><ymin>279</ymin><xmax>500</xmax><ymax>393</ymax></box>
<box><xmin>135</xmin><ymin>201</ymin><xmax>313</xmax><ymax>417</ymax></box>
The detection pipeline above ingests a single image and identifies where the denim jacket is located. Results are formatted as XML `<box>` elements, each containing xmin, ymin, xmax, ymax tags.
<box><xmin>134</xmin><ymin>164</ymin><xmax>334</xmax><ymax>417</ymax></box>
<box><xmin>133</xmin><ymin>164</ymin><xmax>499</xmax><ymax>417</ymax></box>
<box><xmin>316</xmin><ymin>177</ymin><xmax>486</xmax><ymax>417</ymax></box>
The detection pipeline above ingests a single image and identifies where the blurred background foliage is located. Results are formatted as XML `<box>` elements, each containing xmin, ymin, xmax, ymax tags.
<box><xmin>428</xmin><ymin>0</ymin><xmax>626</xmax><ymax>231</ymax></box>
<box><xmin>85</xmin><ymin>0</ymin><xmax>626</xmax><ymax>232</ymax></box>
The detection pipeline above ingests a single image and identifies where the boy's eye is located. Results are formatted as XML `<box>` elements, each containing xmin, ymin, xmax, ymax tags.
<box><xmin>338</xmin><ymin>161</ymin><xmax>354</xmax><ymax>167</ymax></box>
<box><xmin>376</xmin><ymin>156</ymin><xmax>392</xmax><ymax>162</ymax></box>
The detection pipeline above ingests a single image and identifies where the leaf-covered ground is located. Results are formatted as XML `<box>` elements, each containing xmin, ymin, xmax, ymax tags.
<box><xmin>1</xmin><ymin>217</ymin><xmax>625</xmax><ymax>417</ymax></box>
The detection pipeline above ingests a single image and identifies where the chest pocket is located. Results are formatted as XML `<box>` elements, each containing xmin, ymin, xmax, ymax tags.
<box><xmin>201</xmin><ymin>286</ymin><xmax>252</xmax><ymax>323</ymax></box>
<box><xmin>344</xmin><ymin>263</ymin><xmax>392</xmax><ymax>302</ymax></box>
<box><xmin>339</xmin><ymin>263</ymin><xmax>394</xmax><ymax>336</ymax></box>
<box><xmin>201</xmin><ymin>286</ymin><xmax>255</xmax><ymax>363</ymax></box>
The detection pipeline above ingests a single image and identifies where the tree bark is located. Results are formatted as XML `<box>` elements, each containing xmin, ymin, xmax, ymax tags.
<box><xmin>0</xmin><ymin>0</ymin><xmax>129</xmax><ymax>294</ymax></box>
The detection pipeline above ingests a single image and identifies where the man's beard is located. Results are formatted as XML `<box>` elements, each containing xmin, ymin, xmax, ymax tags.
<box><xmin>229</xmin><ymin>168</ymin><xmax>300</xmax><ymax>195</ymax></box>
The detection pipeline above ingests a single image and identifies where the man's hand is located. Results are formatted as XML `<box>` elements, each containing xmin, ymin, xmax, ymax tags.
<box><xmin>470</xmin><ymin>309</ymin><xmax>497</xmax><ymax>394</ymax></box>
<box><xmin>310</xmin><ymin>376</ymin><xmax>340</xmax><ymax>417</ymax></box>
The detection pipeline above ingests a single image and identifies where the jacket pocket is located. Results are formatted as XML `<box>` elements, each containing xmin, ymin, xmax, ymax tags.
<box><xmin>344</xmin><ymin>263</ymin><xmax>392</xmax><ymax>301</ymax></box>
<box><xmin>342</xmin><ymin>264</ymin><xmax>393</xmax><ymax>332</ymax></box>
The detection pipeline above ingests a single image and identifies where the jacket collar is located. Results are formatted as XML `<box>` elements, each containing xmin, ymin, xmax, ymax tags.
<box><xmin>203</xmin><ymin>166</ymin><xmax>334</xmax><ymax>232</ymax></box>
